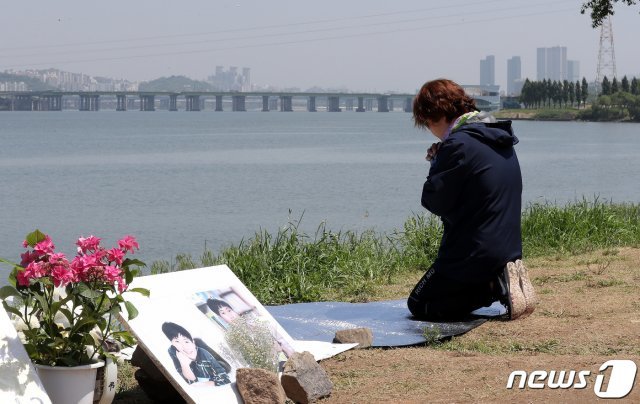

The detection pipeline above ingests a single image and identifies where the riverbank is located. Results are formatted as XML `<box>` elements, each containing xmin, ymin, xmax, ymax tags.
<box><xmin>114</xmin><ymin>246</ymin><xmax>640</xmax><ymax>403</ymax></box>
<box><xmin>112</xmin><ymin>200</ymin><xmax>640</xmax><ymax>402</ymax></box>
<box><xmin>494</xmin><ymin>108</ymin><xmax>582</xmax><ymax>121</ymax></box>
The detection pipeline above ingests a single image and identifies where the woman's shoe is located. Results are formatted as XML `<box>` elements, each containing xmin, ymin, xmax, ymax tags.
<box><xmin>516</xmin><ymin>259</ymin><xmax>539</xmax><ymax>317</ymax></box>
<box><xmin>503</xmin><ymin>261</ymin><xmax>527</xmax><ymax>320</ymax></box>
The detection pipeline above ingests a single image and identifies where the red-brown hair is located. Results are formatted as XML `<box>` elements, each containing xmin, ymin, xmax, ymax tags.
<box><xmin>412</xmin><ymin>79</ymin><xmax>477</xmax><ymax>129</ymax></box>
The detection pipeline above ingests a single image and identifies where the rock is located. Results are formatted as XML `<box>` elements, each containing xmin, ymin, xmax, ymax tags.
<box><xmin>333</xmin><ymin>327</ymin><xmax>373</xmax><ymax>349</ymax></box>
<box><xmin>235</xmin><ymin>368</ymin><xmax>287</xmax><ymax>404</ymax></box>
<box><xmin>281</xmin><ymin>351</ymin><xmax>333</xmax><ymax>404</ymax></box>
<box><xmin>131</xmin><ymin>346</ymin><xmax>166</xmax><ymax>381</ymax></box>
<box><xmin>134</xmin><ymin>369</ymin><xmax>185</xmax><ymax>403</ymax></box>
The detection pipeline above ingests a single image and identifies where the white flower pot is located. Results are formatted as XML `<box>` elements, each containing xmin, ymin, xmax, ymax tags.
<box><xmin>35</xmin><ymin>360</ymin><xmax>105</xmax><ymax>404</ymax></box>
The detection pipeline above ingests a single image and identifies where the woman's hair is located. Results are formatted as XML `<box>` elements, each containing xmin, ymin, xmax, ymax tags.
<box><xmin>412</xmin><ymin>78</ymin><xmax>477</xmax><ymax>129</ymax></box>
<box><xmin>207</xmin><ymin>298</ymin><xmax>233</xmax><ymax>315</ymax></box>
<box><xmin>162</xmin><ymin>321</ymin><xmax>192</xmax><ymax>341</ymax></box>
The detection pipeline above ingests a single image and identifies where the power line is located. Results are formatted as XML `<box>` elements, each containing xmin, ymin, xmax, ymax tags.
<box><xmin>0</xmin><ymin>6</ymin><xmax>577</xmax><ymax>72</ymax></box>
<box><xmin>0</xmin><ymin>0</ymin><xmax>575</xmax><ymax>54</ymax></box>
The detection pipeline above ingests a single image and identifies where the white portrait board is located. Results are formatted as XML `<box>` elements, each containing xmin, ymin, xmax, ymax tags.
<box><xmin>0</xmin><ymin>306</ymin><xmax>51</xmax><ymax>404</ymax></box>
<box><xmin>120</xmin><ymin>265</ymin><xmax>354</xmax><ymax>404</ymax></box>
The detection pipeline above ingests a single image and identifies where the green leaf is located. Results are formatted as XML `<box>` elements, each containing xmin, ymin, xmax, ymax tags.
<box><xmin>128</xmin><ymin>287</ymin><xmax>150</xmax><ymax>297</ymax></box>
<box><xmin>124</xmin><ymin>301</ymin><xmax>139</xmax><ymax>320</ymax></box>
<box><xmin>122</xmin><ymin>258</ymin><xmax>146</xmax><ymax>268</ymax></box>
<box><xmin>2</xmin><ymin>304</ymin><xmax>23</xmax><ymax>318</ymax></box>
<box><xmin>0</xmin><ymin>257</ymin><xmax>20</xmax><ymax>268</ymax></box>
<box><xmin>58</xmin><ymin>307</ymin><xmax>74</xmax><ymax>325</ymax></box>
<box><xmin>25</xmin><ymin>229</ymin><xmax>47</xmax><ymax>247</ymax></box>
<box><xmin>0</xmin><ymin>285</ymin><xmax>20</xmax><ymax>300</ymax></box>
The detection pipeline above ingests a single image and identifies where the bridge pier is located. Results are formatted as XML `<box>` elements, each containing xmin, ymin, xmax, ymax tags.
<box><xmin>215</xmin><ymin>95</ymin><xmax>223</xmax><ymax>111</ymax></box>
<box><xmin>232</xmin><ymin>95</ymin><xmax>246</xmax><ymax>111</ymax></box>
<box><xmin>377</xmin><ymin>96</ymin><xmax>389</xmax><ymax>112</ymax></box>
<box><xmin>116</xmin><ymin>94</ymin><xmax>127</xmax><ymax>111</ymax></box>
<box><xmin>307</xmin><ymin>96</ymin><xmax>316</xmax><ymax>112</ymax></box>
<box><xmin>169</xmin><ymin>94</ymin><xmax>178</xmax><ymax>111</ymax></box>
<box><xmin>262</xmin><ymin>96</ymin><xmax>269</xmax><ymax>112</ymax></box>
<box><xmin>139</xmin><ymin>95</ymin><xmax>155</xmax><ymax>111</ymax></box>
<box><xmin>345</xmin><ymin>98</ymin><xmax>354</xmax><ymax>111</ymax></box>
<box><xmin>365</xmin><ymin>99</ymin><xmax>374</xmax><ymax>111</ymax></box>
<box><xmin>404</xmin><ymin>97</ymin><xmax>412</xmax><ymax>112</ymax></box>
<box><xmin>79</xmin><ymin>94</ymin><xmax>100</xmax><ymax>111</ymax></box>
<box><xmin>269</xmin><ymin>97</ymin><xmax>278</xmax><ymax>111</ymax></box>
<box><xmin>356</xmin><ymin>96</ymin><xmax>365</xmax><ymax>112</ymax></box>
<box><xmin>327</xmin><ymin>96</ymin><xmax>341</xmax><ymax>112</ymax></box>
<box><xmin>40</xmin><ymin>95</ymin><xmax>62</xmax><ymax>111</ymax></box>
<box><xmin>280</xmin><ymin>96</ymin><xmax>292</xmax><ymax>112</ymax></box>
<box><xmin>186</xmin><ymin>95</ymin><xmax>200</xmax><ymax>111</ymax></box>
<box><xmin>388</xmin><ymin>99</ymin><xmax>394</xmax><ymax>112</ymax></box>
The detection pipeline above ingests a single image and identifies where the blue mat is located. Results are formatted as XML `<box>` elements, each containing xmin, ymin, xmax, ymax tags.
<box><xmin>267</xmin><ymin>299</ymin><xmax>487</xmax><ymax>347</ymax></box>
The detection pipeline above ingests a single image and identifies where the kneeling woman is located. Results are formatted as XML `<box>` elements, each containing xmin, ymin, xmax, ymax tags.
<box><xmin>407</xmin><ymin>78</ymin><xmax>537</xmax><ymax>321</ymax></box>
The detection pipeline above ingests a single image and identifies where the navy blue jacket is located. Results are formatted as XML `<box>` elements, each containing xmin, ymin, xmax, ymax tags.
<box><xmin>421</xmin><ymin>120</ymin><xmax>522</xmax><ymax>283</ymax></box>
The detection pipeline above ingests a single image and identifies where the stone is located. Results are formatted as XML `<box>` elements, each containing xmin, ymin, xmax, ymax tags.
<box><xmin>131</xmin><ymin>345</ymin><xmax>166</xmax><ymax>381</ymax></box>
<box><xmin>235</xmin><ymin>368</ymin><xmax>287</xmax><ymax>404</ymax></box>
<box><xmin>281</xmin><ymin>351</ymin><xmax>333</xmax><ymax>404</ymax></box>
<box><xmin>333</xmin><ymin>327</ymin><xmax>373</xmax><ymax>349</ymax></box>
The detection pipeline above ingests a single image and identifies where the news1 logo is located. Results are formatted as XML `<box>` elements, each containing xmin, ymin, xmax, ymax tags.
<box><xmin>506</xmin><ymin>360</ymin><xmax>638</xmax><ymax>398</ymax></box>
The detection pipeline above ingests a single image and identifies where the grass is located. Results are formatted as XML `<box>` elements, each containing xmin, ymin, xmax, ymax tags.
<box><xmin>148</xmin><ymin>198</ymin><xmax>640</xmax><ymax>305</ymax></box>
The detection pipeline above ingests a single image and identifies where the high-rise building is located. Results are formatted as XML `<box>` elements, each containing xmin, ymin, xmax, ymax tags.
<box><xmin>507</xmin><ymin>56</ymin><xmax>522</xmax><ymax>96</ymax></box>
<box><xmin>536</xmin><ymin>46</ymin><xmax>568</xmax><ymax>81</ymax></box>
<box><xmin>480</xmin><ymin>55</ymin><xmax>495</xmax><ymax>86</ymax></box>
<box><xmin>567</xmin><ymin>60</ymin><xmax>580</xmax><ymax>82</ymax></box>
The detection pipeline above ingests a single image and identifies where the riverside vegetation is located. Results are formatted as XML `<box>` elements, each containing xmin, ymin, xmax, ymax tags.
<box><xmin>149</xmin><ymin>199</ymin><xmax>640</xmax><ymax>305</ymax></box>
<box><xmin>115</xmin><ymin>198</ymin><xmax>640</xmax><ymax>402</ymax></box>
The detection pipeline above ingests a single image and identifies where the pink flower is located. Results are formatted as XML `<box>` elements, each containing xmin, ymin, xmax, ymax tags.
<box><xmin>103</xmin><ymin>265</ymin><xmax>122</xmax><ymax>284</ymax></box>
<box><xmin>106</xmin><ymin>248</ymin><xmax>125</xmax><ymax>265</ymax></box>
<box><xmin>76</xmin><ymin>236</ymin><xmax>101</xmax><ymax>253</ymax></box>
<box><xmin>51</xmin><ymin>265</ymin><xmax>75</xmax><ymax>287</ymax></box>
<box><xmin>117</xmin><ymin>236</ymin><xmax>139</xmax><ymax>254</ymax></box>
<box><xmin>16</xmin><ymin>267</ymin><xmax>34</xmax><ymax>286</ymax></box>
<box><xmin>115</xmin><ymin>277</ymin><xmax>128</xmax><ymax>293</ymax></box>
<box><xmin>22</xmin><ymin>239</ymin><xmax>29</xmax><ymax>248</ymax></box>
<box><xmin>26</xmin><ymin>261</ymin><xmax>47</xmax><ymax>279</ymax></box>
<box><xmin>34</xmin><ymin>236</ymin><xmax>55</xmax><ymax>255</ymax></box>
<box><xmin>20</xmin><ymin>251</ymin><xmax>39</xmax><ymax>267</ymax></box>
<box><xmin>47</xmin><ymin>252</ymin><xmax>68</xmax><ymax>265</ymax></box>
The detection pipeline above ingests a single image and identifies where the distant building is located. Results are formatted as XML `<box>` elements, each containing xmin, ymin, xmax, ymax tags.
<box><xmin>207</xmin><ymin>66</ymin><xmax>251</xmax><ymax>91</ymax></box>
<box><xmin>536</xmin><ymin>46</ymin><xmax>569</xmax><ymax>81</ymax></box>
<box><xmin>462</xmin><ymin>84</ymin><xmax>500</xmax><ymax>111</ymax></box>
<box><xmin>480</xmin><ymin>55</ymin><xmax>495</xmax><ymax>86</ymax></box>
<box><xmin>507</xmin><ymin>56</ymin><xmax>522</xmax><ymax>96</ymax></box>
<box><xmin>567</xmin><ymin>60</ymin><xmax>580</xmax><ymax>82</ymax></box>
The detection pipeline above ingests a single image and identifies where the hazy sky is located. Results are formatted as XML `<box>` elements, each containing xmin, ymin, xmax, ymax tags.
<box><xmin>2</xmin><ymin>0</ymin><xmax>639</xmax><ymax>92</ymax></box>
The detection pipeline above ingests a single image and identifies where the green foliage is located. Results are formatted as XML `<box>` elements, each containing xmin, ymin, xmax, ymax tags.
<box><xmin>139</xmin><ymin>75</ymin><xmax>215</xmax><ymax>92</ymax></box>
<box><xmin>521</xmin><ymin>198</ymin><xmax>640</xmax><ymax>256</ymax></box>
<box><xmin>0</xmin><ymin>73</ymin><xmax>57</xmax><ymax>91</ymax></box>
<box><xmin>153</xmin><ymin>200</ymin><xmax>640</xmax><ymax>304</ymax></box>
<box><xmin>581</xmin><ymin>0</ymin><xmax>639</xmax><ymax>28</ymax></box>
<box><xmin>0</xmin><ymin>230</ymin><xmax>148</xmax><ymax>366</ymax></box>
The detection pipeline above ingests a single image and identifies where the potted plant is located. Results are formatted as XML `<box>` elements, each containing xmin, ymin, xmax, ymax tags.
<box><xmin>0</xmin><ymin>230</ymin><xmax>149</xmax><ymax>404</ymax></box>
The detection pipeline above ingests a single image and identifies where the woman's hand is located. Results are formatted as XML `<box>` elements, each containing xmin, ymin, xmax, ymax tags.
<box><xmin>426</xmin><ymin>142</ymin><xmax>441</xmax><ymax>161</ymax></box>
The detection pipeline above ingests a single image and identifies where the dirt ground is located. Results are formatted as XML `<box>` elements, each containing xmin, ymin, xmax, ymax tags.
<box><xmin>116</xmin><ymin>248</ymin><xmax>640</xmax><ymax>403</ymax></box>
<box><xmin>321</xmin><ymin>248</ymin><xmax>640</xmax><ymax>403</ymax></box>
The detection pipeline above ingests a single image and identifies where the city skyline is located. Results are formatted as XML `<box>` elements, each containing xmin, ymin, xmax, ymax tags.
<box><xmin>1</xmin><ymin>0</ymin><xmax>639</xmax><ymax>93</ymax></box>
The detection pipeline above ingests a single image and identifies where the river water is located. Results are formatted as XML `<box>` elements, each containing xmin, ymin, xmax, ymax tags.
<box><xmin>1</xmin><ymin>111</ymin><xmax>639</xmax><ymax>276</ymax></box>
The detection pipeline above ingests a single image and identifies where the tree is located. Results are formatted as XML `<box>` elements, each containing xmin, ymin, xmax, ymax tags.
<box><xmin>575</xmin><ymin>80</ymin><xmax>582</xmax><ymax>108</ymax></box>
<box><xmin>632</xmin><ymin>77</ymin><xmax>640</xmax><ymax>95</ymax></box>
<box><xmin>581</xmin><ymin>0</ymin><xmax>639</xmax><ymax>28</ymax></box>
<box><xmin>602</xmin><ymin>76</ymin><xmax>611</xmax><ymax>95</ymax></box>
<box><xmin>621</xmin><ymin>75</ymin><xmax>630</xmax><ymax>92</ymax></box>
<box><xmin>569</xmin><ymin>81</ymin><xmax>575</xmax><ymax>107</ymax></box>
<box><xmin>611</xmin><ymin>76</ymin><xmax>619</xmax><ymax>93</ymax></box>
<box><xmin>581</xmin><ymin>78</ymin><xmax>589</xmax><ymax>107</ymax></box>
<box><xmin>562</xmin><ymin>80</ymin><xmax>570</xmax><ymax>107</ymax></box>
